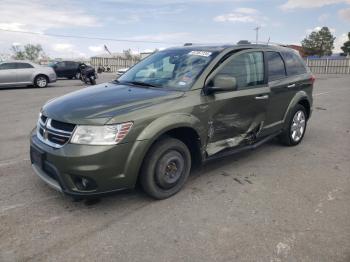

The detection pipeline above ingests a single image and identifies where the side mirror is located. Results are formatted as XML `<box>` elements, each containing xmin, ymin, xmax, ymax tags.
<box><xmin>205</xmin><ymin>74</ymin><xmax>237</xmax><ymax>95</ymax></box>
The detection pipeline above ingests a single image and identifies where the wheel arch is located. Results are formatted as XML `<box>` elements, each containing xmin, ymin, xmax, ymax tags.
<box><xmin>282</xmin><ymin>91</ymin><xmax>312</xmax><ymax>130</ymax></box>
<box><xmin>34</xmin><ymin>74</ymin><xmax>49</xmax><ymax>84</ymax></box>
<box><xmin>123</xmin><ymin>114</ymin><xmax>206</xmax><ymax>188</ymax></box>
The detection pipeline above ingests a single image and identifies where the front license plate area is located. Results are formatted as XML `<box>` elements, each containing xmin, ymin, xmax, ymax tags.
<box><xmin>30</xmin><ymin>146</ymin><xmax>45</xmax><ymax>168</ymax></box>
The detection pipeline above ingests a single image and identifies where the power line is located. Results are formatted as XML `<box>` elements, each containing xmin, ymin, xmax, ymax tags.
<box><xmin>0</xmin><ymin>28</ymin><xmax>183</xmax><ymax>45</ymax></box>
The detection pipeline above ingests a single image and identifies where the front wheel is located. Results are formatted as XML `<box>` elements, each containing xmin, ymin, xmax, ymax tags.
<box><xmin>279</xmin><ymin>104</ymin><xmax>307</xmax><ymax>146</ymax></box>
<box><xmin>34</xmin><ymin>75</ymin><xmax>48</xmax><ymax>88</ymax></box>
<box><xmin>140</xmin><ymin>137</ymin><xmax>191</xmax><ymax>199</ymax></box>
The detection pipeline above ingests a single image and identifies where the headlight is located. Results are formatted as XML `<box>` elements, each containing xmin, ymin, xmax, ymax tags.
<box><xmin>71</xmin><ymin>122</ymin><xmax>133</xmax><ymax>145</ymax></box>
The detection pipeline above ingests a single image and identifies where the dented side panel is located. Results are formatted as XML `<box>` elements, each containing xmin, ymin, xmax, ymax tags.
<box><xmin>205</xmin><ymin>86</ymin><xmax>270</xmax><ymax>156</ymax></box>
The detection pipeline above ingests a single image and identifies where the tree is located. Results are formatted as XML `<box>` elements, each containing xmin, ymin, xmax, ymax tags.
<box><xmin>11</xmin><ymin>44</ymin><xmax>44</xmax><ymax>61</ymax></box>
<box><xmin>123</xmin><ymin>49</ymin><xmax>133</xmax><ymax>59</ymax></box>
<box><xmin>341</xmin><ymin>32</ymin><xmax>350</xmax><ymax>57</ymax></box>
<box><xmin>301</xmin><ymin>27</ymin><xmax>336</xmax><ymax>57</ymax></box>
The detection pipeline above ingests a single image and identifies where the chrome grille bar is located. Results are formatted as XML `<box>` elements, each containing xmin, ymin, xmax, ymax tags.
<box><xmin>37</xmin><ymin>113</ymin><xmax>75</xmax><ymax>148</ymax></box>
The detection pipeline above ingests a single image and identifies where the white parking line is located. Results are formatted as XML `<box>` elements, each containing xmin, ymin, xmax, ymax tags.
<box><xmin>0</xmin><ymin>159</ymin><xmax>29</xmax><ymax>167</ymax></box>
<box><xmin>314</xmin><ymin>92</ymin><xmax>330</xmax><ymax>96</ymax></box>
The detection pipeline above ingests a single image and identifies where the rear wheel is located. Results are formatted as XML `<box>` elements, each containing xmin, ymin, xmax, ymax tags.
<box><xmin>279</xmin><ymin>104</ymin><xmax>307</xmax><ymax>146</ymax></box>
<box><xmin>34</xmin><ymin>75</ymin><xmax>48</xmax><ymax>88</ymax></box>
<box><xmin>140</xmin><ymin>137</ymin><xmax>191</xmax><ymax>199</ymax></box>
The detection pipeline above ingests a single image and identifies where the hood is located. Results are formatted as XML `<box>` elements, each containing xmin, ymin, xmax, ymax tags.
<box><xmin>43</xmin><ymin>82</ymin><xmax>184</xmax><ymax>125</ymax></box>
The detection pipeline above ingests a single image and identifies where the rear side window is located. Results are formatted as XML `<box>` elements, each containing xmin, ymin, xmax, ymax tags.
<box><xmin>16</xmin><ymin>63</ymin><xmax>34</xmax><ymax>69</ymax></box>
<box><xmin>0</xmin><ymin>63</ymin><xmax>17</xmax><ymax>70</ymax></box>
<box><xmin>282</xmin><ymin>51</ymin><xmax>307</xmax><ymax>76</ymax></box>
<box><xmin>266</xmin><ymin>52</ymin><xmax>286</xmax><ymax>81</ymax></box>
<box><xmin>218</xmin><ymin>51</ymin><xmax>264</xmax><ymax>90</ymax></box>
<box><xmin>66</xmin><ymin>61</ymin><xmax>78</xmax><ymax>68</ymax></box>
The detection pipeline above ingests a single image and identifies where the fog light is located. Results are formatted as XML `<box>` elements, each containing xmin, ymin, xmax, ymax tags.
<box><xmin>82</xmin><ymin>178</ymin><xmax>89</xmax><ymax>188</ymax></box>
<box><xmin>72</xmin><ymin>176</ymin><xmax>97</xmax><ymax>191</ymax></box>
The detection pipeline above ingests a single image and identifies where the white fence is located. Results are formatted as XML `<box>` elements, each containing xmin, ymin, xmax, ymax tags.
<box><xmin>90</xmin><ymin>57</ymin><xmax>140</xmax><ymax>72</ymax></box>
<box><xmin>306</xmin><ymin>58</ymin><xmax>350</xmax><ymax>74</ymax></box>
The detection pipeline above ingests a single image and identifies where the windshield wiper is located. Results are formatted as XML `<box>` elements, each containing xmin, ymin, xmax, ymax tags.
<box><xmin>122</xmin><ymin>81</ymin><xmax>158</xmax><ymax>88</ymax></box>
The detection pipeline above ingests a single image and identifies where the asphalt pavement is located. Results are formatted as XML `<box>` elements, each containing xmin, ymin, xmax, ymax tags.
<box><xmin>0</xmin><ymin>73</ymin><xmax>349</xmax><ymax>262</ymax></box>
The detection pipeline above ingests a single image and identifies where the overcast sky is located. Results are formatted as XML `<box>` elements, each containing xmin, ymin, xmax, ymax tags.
<box><xmin>0</xmin><ymin>0</ymin><xmax>349</xmax><ymax>58</ymax></box>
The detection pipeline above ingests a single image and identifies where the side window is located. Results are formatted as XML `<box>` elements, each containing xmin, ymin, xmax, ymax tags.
<box><xmin>66</xmin><ymin>62</ymin><xmax>77</xmax><ymax>68</ymax></box>
<box><xmin>56</xmin><ymin>62</ymin><xmax>66</xmax><ymax>68</ymax></box>
<box><xmin>16</xmin><ymin>63</ymin><xmax>34</xmax><ymax>69</ymax></box>
<box><xmin>0</xmin><ymin>63</ymin><xmax>17</xmax><ymax>70</ymax></box>
<box><xmin>282</xmin><ymin>51</ymin><xmax>307</xmax><ymax>76</ymax></box>
<box><xmin>217</xmin><ymin>52</ymin><xmax>264</xmax><ymax>90</ymax></box>
<box><xmin>266</xmin><ymin>52</ymin><xmax>286</xmax><ymax>81</ymax></box>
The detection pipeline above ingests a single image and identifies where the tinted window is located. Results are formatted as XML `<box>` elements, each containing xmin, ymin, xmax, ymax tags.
<box><xmin>16</xmin><ymin>63</ymin><xmax>34</xmax><ymax>69</ymax></box>
<box><xmin>266</xmin><ymin>52</ymin><xmax>286</xmax><ymax>81</ymax></box>
<box><xmin>0</xmin><ymin>63</ymin><xmax>17</xmax><ymax>70</ymax></box>
<box><xmin>217</xmin><ymin>52</ymin><xmax>264</xmax><ymax>90</ymax></box>
<box><xmin>56</xmin><ymin>62</ymin><xmax>66</xmax><ymax>68</ymax></box>
<box><xmin>66</xmin><ymin>61</ymin><xmax>78</xmax><ymax>68</ymax></box>
<box><xmin>282</xmin><ymin>51</ymin><xmax>307</xmax><ymax>76</ymax></box>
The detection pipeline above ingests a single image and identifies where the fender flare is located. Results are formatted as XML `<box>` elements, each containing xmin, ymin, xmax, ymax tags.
<box><xmin>282</xmin><ymin>91</ymin><xmax>311</xmax><ymax>130</ymax></box>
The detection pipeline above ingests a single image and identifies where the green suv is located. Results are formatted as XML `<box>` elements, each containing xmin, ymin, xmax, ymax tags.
<box><xmin>30</xmin><ymin>44</ymin><xmax>314</xmax><ymax>199</ymax></box>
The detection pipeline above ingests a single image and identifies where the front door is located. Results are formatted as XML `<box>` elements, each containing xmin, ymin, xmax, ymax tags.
<box><xmin>205</xmin><ymin>50</ymin><xmax>270</xmax><ymax>156</ymax></box>
<box><xmin>54</xmin><ymin>62</ymin><xmax>66</xmax><ymax>77</ymax></box>
<box><xmin>15</xmin><ymin>62</ymin><xmax>35</xmax><ymax>84</ymax></box>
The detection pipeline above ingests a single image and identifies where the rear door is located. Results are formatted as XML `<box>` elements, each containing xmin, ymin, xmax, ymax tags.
<box><xmin>205</xmin><ymin>50</ymin><xmax>270</xmax><ymax>155</ymax></box>
<box><xmin>0</xmin><ymin>63</ymin><xmax>18</xmax><ymax>87</ymax></box>
<box><xmin>15</xmin><ymin>62</ymin><xmax>35</xmax><ymax>84</ymax></box>
<box><xmin>262</xmin><ymin>50</ymin><xmax>310</xmax><ymax>134</ymax></box>
<box><xmin>65</xmin><ymin>61</ymin><xmax>78</xmax><ymax>77</ymax></box>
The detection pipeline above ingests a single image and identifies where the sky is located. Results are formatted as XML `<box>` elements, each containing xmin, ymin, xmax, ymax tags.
<box><xmin>0</xmin><ymin>0</ymin><xmax>349</xmax><ymax>58</ymax></box>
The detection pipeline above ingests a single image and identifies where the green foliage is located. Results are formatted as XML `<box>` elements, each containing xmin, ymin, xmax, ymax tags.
<box><xmin>301</xmin><ymin>27</ymin><xmax>336</xmax><ymax>57</ymax></box>
<box><xmin>341</xmin><ymin>32</ymin><xmax>350</xmax><ymax>56</ymax></box>
<box><xmin>11</xmin><ymin>44</ymin><xmax>44</xmax><ymax>61</ymax></box>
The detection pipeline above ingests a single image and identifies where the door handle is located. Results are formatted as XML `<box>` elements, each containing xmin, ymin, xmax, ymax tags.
<box><xmin>255</xmin><ymin>95</ymin><xmax>269</xmax><ymax>100</ymax></box>
<box><xmin>287</xmin><ymin>83</ymin><xmax>296</xmax><ymax>88</ymax></box>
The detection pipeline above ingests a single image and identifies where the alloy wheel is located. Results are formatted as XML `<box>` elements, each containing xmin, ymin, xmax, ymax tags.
<box><xmin>290</xmin><ymin>110</ymin><xmax>306</xmax><ymax>142</ymax></box>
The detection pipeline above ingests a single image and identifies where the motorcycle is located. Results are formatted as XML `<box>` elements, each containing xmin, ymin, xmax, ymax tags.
<box><xmin>79</xmin><ymin>64</ymin><xmax>98</xmax><ymax>85</ymax></box>
<box><xmin>97</xmin><ymin>66</ymin><xmax>105</xmax><ymax>74</ymax></box>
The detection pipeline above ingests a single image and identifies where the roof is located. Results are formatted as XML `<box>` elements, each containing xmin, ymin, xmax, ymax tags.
<box><xmin>164</xmin><ymin>43</ymin><xmax>293</xmax><ymax>53</ymax></box>
<box><xmin>0</xmin><ymin>60</ymin><xmax>36</xmax><ymax>64</ymax></box>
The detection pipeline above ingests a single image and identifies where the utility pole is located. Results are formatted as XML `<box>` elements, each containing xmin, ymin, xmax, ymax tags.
<box><xmin>254</xmin><ymin>26</ymin><xmax>261</xmax><ymax>44</ymax></box>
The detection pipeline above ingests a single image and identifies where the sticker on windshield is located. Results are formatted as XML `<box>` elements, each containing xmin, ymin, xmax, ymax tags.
<box><xmin>188</xmin><ymin>51</ymin><xmax>212</xmax><ymax>57</ymax></box>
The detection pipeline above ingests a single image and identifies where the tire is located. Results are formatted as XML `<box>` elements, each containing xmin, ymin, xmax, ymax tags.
<box><xmin>279</xmin><ymin>104</ymin><xmax>307</xmax><ymax>146</ymax></box>
<box><xmin>89</xmin><ymin>78</ymin><xmax>96</xmax><ymax>85</ymax></box>
<box><xmin>67</xmin><ymin>77</ymin><xmax>73</xmax><ymax>80</ymax></box>
<box><xmin>34</xmin><ymin>75</ymin><xmax>48</xmax><ymax>88</ymax></box>
<box><xmin>140</xmin><ymin>137</ymin><xmax>191</xmax><ymax>199</ymax></box>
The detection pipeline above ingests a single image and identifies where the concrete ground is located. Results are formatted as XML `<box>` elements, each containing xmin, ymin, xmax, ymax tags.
<box><xmin>0</xmin><ymin>73</ymin><xmax>349</xmax><ymax>262</ymax></box>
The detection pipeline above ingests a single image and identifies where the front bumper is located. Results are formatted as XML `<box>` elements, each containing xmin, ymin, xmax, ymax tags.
<box><xmin>48</xmin><ymin>74</ymin><xmax>57</xmax><ymax>83</ymax></box>
<box><xmin>30</xmin><ymin>130</ymin><xmax>142</xmax><ymax>196</ymax></box>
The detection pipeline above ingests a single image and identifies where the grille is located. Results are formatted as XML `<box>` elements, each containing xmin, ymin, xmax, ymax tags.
<box><xmin>37</xmin><ymin>113</ymin><xmax>76</xmax><ymax>148</ymax></box>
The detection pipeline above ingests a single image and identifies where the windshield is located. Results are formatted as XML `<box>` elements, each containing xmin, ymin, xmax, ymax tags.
<box><xmin>118</xmin><ymin>49</ymin><xmax>218</xmax><ymax>90</ymax></box>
